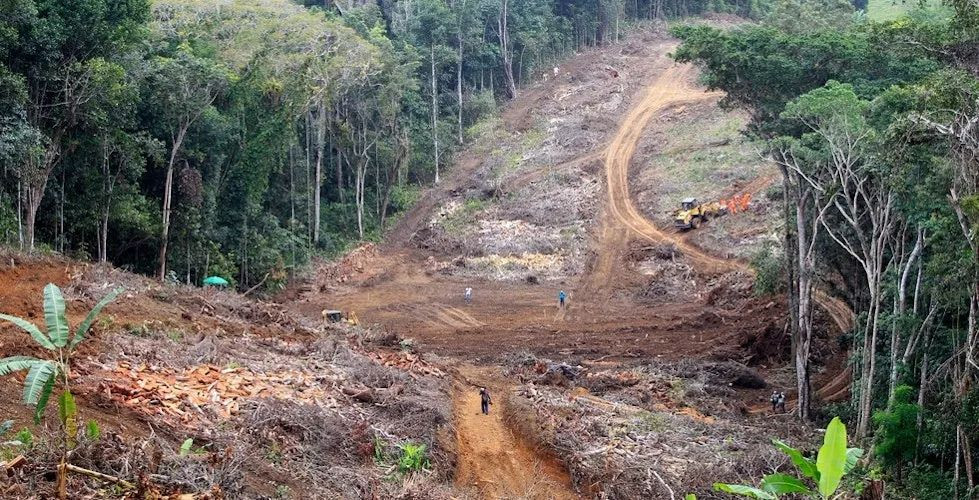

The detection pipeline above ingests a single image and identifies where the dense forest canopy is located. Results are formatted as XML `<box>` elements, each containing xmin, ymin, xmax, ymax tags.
<box><xmin>674</xmin><ymin>0</ymin><xmax>979</xmax><ymax>495</ymax></box>
<box><xmin>0</xmin><ymin>0</ymin><xmax>766</xmax><ymax>292</ymax></box>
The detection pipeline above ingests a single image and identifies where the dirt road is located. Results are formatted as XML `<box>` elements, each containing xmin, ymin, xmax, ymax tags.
<box><xmin>454</xmin><ymin>366</ymin><xmax>578</xmax><ymax>499</ymax></box>
<box><xmin>584</xmin><ymin>64</ymin><xmax>730</xmax><ymax>296</ymax></box>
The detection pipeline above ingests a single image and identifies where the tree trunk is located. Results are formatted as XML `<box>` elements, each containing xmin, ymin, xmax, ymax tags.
<box><xmin>381</xmin><ymin>130</ymin><xmax>409</xmax><ymax>228</ymax></box>
<box><xmin>431</xmin><ymin>44</ymin><xmax>441</xmax><ymax>185</ymax></box>
<box><xmin>857</xmin><ymin>288</ymin><xmax>882</xmax><ymax>437</ymax></box>
<box><xmin>23</xmin><ymin>137</ymin><xmax>62</xmax><ymax>253</ymax></box>
<box><xmin>783</xmin><ymin>171</ymin><xmax>800</xmax><ymax>365</ymax></box>
<box><xmin>497</xmin><ymin>0</ymin><xmax>517</xmax><ymax>99</ymax></box>
<box><xmin>915</xmin><ymin>333</ymin><xmax>928</xmax><ymax>464</ymax></box>
<box><xmin>305</xmin><ymin>110</ymin><xmax>313</xmax><ymax>246</ymax></box>
<box><xmin>24</xmin><ymin>187</ymin><xmax>40</xmax><ymax>253</ymax></box>
<box><xmin>356</xmin><ymin>157</ymin><xmax>365</xmax><ymax>239</ymax></box>
<box><xmin>962</xmin><ymin>424</ymin><xmax>975</xmax><ymax>491</ymax></box>
<box><xmin>158</xmin><ymin>125</ymin><xmax>188</xmax><ymax>282</ymax></box>
<box><xmin>457</xmin><ymin>32</ymin><xmax>464</xmax><ymax>144</ymax></box>
<box><xmin>795</xmin><ymin>199</ymin><xmax>814</xmax><ymax>421</ymax></box>
<box><xmin>17</xmin><ymin>180</ymin><xmax>23</xmax><ymax>250</ymax></box>
<box><xmin>889</xmin><ymin>228</ymin><xmax>924</xmax><ymax>405</ymax></box>
<box><xmin>58</xmin><ymin>171</ymin><xmax>65</xmax><ymax>253</ymax></box>
<box><xmin>313</xmin><ymin>101</ymin><xmax>326</xmax><ymax>245</ymax></box>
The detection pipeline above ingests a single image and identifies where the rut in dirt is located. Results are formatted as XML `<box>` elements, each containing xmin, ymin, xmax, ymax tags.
<box><xmin>453</xmin><ymin>366</ymin><xmax>578</xmax><ymax>499</ymax></box>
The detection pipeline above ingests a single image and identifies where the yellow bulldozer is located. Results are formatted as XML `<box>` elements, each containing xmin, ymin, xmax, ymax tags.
<box><xmin>673</xmin><ymin>197</ymin><xmax>726</xmax><ymax>230</ymax></box>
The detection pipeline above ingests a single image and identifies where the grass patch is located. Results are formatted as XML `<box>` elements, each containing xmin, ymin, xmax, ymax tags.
<box><xmin>866</xmin><ymin>0</ymin><xmax>948</xmax><ymax>21</ymax></box>
<box><xmin>441</xmin><ymin>198</ymin><xmax>487</xmax><ymax>235</ymax></box>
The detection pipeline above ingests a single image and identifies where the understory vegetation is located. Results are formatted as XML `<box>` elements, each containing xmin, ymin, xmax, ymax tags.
<box><xmin>674</xmin><ymin>0</ymin><xmax>979</xmax><ymax>496</ymax></box>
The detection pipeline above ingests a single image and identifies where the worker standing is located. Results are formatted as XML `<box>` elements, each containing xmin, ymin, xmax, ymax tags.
<box><xmin>558</xmin><ymin>290</ymin><xmax>567</xmax><ymax>309</ymax></box>
<box><xmin>770</xmin><ymin>391</ymin><xmax>779</xmax><ymax>414</ymax></box>
<box><xmin>776</xmin><ymin>392</ymin><xmax>787</xmax><ymax>413</ymax></box>
<box><xmin>479</xmin><ymin>387</ymin><xmax>492</xmax><ymax>415</ymax></box>
<box><xmin>464</xmin><ymin>287</ymin><xmax>473</xmax><ymax>304</ymax></box>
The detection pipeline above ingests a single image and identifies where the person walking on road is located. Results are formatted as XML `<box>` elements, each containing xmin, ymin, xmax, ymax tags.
<box><xmin>464</xmin><ymin>287</ymin><xmax>473</xmax><ymax>304</ymax></box>
<box><xmin>479</xmin><ymin>387</ymin><xmax>492</xmax><ymax>415</ymax></box>
<box><xmin>558</xmin><ymin>290</ymin><xmax>567</xmax><ymax>309</ymax></box>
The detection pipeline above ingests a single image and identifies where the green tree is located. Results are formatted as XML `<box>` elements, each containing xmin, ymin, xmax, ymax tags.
<box><xmin>0</xmin><ymin>0</ymin><xmax>149</xmax><ymax>252</ymax></box>
<box><xmin>143</xmin><ymin>44</ymin><xmax>228</xmax><ymax>282</ymax></box>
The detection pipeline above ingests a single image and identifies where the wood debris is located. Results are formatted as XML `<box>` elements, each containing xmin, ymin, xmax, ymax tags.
<box><xmin>96</xmin><ymin>362</ymin><xmax>340</xmax><ymax>428</ymax></box>
<box><xmin>365</xmin><ymin>350</ymin><xmax>445</xmax><ymax>377</ymax></box>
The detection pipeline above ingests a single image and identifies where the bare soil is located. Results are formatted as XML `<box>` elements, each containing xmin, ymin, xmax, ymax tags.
<box><xmin>0</xmin><ymin>23</ymin><xmax>855</xmax><ymax>500</ymax></box>
<box><xmin>283</xmin><ymin>24</ymin><xmax>854</xmax><ymax>498</ymax></box>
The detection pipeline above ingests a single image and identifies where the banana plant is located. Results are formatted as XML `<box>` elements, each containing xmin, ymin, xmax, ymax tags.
<box><xmin>714</xmin><ymin>417</ymin><xmax>863</xmax><ymax>499</ymax></box>
<box><xmin>0</xmin><ymin>284</ymin><xmax>122</xmax><ymax>439</ymax></box>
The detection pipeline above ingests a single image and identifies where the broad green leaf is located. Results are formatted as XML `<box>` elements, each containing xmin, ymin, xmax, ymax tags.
<box><xmin>71</xmin><ymin>287</ymin><xmax>123</xmax><ymax>349</ymax></box>
<box><xmin>43</xmin><ymin>284</ymin><xmax>69</xmax><ymax>347</ymax></box>
<box><xmin>685</xmin><ymin>495</ymin><xmax>697</xmax><ymax>500</ymax></box>
<box><xmin>179</xmin><ymin>438</ymin><xmax>194</xmax><ymax>456</ymax></box>
<box><xmin>816</xmin><ymin>417</ymin><xmax>848</xmax><ymax>498</ymax></box>
<box><xmin>0</xmin><ymin>356</ymin><xmax>43</xmax><ymax>376</ymax></box>
<box><xmin>761</xmin><ymin>473</ymin><xmax>812</xmax><ymax>494</ymax></box>
<box><xmin>773</xmin><ymin>438</ymin><xmax>819</xmax><ymax>480</ymax></box>
<box><xmin>844</xmin><ymin>447</ymin><xmax>864</xmax><ymax>474</ymax></box>
<box><xmin>0</xmin><ymin>419</ymin><xmax>13</xmax><ymax>436</ymax></box>
<box><xmin>33</xmin><ymin>373</ymin><xmax>56</xmax><ymax>424</ymax></box>
<box><xmin>713</xmin><ymin>483</ymin><xmax>776</xmax><ymax>499</ymax></box>
<box><xmin>59</xmin><ymin>389</ymin><xmax>78</xmax><ymax>448</ymax></box>
<box><xmin>0</xmin><ymin>314</ymin><xmax>54</xmax><ymax>350</ymax></box>
<box><xmin>23</xmin><ymin>361</ymin><xmax>57</xmax><ymax>406</ymax></box>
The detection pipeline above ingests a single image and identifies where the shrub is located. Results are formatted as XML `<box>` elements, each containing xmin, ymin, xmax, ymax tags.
<box><xmin>873</xmin><ymin>385</ymin><xmax>918</xmax><ymax>482</ymax></box>
<box><xmin>397</xmin><ymin>442</ymin><xmax>430</xmax><ymax>474</ymax></box>
<box><xmin>750</xmin><ymin>244</ymin><xmax>785</xmax><ymax>296</ymax></box>
<box><xmin>0</xmin><ymin>284</ymin><xmax>121</xmax><ymax>426</ymax></box>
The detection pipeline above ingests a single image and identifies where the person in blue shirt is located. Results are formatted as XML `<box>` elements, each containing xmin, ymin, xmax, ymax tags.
<box><xmin>558</xmin><ymin>290</ymin><xmax>567</xmax><ymax>308</ymax></box>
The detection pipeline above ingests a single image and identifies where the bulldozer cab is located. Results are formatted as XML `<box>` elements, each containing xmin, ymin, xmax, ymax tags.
<box><xmin>680</xmin><ymin>198</ymin><xmax>698</xmax><ymax>210</ymax></box>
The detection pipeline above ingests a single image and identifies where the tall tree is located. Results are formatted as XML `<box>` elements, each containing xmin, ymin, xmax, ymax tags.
<box><xmin>0</xmin><ymin>0</ymin><xmax>149</xmax><ymax>251</ymax></box>
<box><xmin>144</xmin><ymin>47</ymin><xmax>226</xmax><ymax>281</ymax></box>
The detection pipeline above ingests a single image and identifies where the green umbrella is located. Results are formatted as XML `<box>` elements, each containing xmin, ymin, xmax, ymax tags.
<box><xmin>202</xmin><ymin>276</ymin><xmax>229</xmax><ymax>287</ymax></box>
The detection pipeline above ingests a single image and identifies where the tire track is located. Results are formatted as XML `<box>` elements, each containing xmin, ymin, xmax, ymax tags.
<box><xmin>585</xmin><ymin>62</ymin><xmax>856</xmax><ymax>404</ymax></box>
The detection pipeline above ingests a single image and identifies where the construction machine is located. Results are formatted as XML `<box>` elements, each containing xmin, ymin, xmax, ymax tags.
<box><xmin>673</xmin><ymin>197</ymin><xmax>725</xmax><ymax>230</ymax></box>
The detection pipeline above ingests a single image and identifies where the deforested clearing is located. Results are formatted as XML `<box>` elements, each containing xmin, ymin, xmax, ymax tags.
<box><xmin>0</xmin><ymin>0</ymin><xmax>974</xmax><ymax>498</ymax></box>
